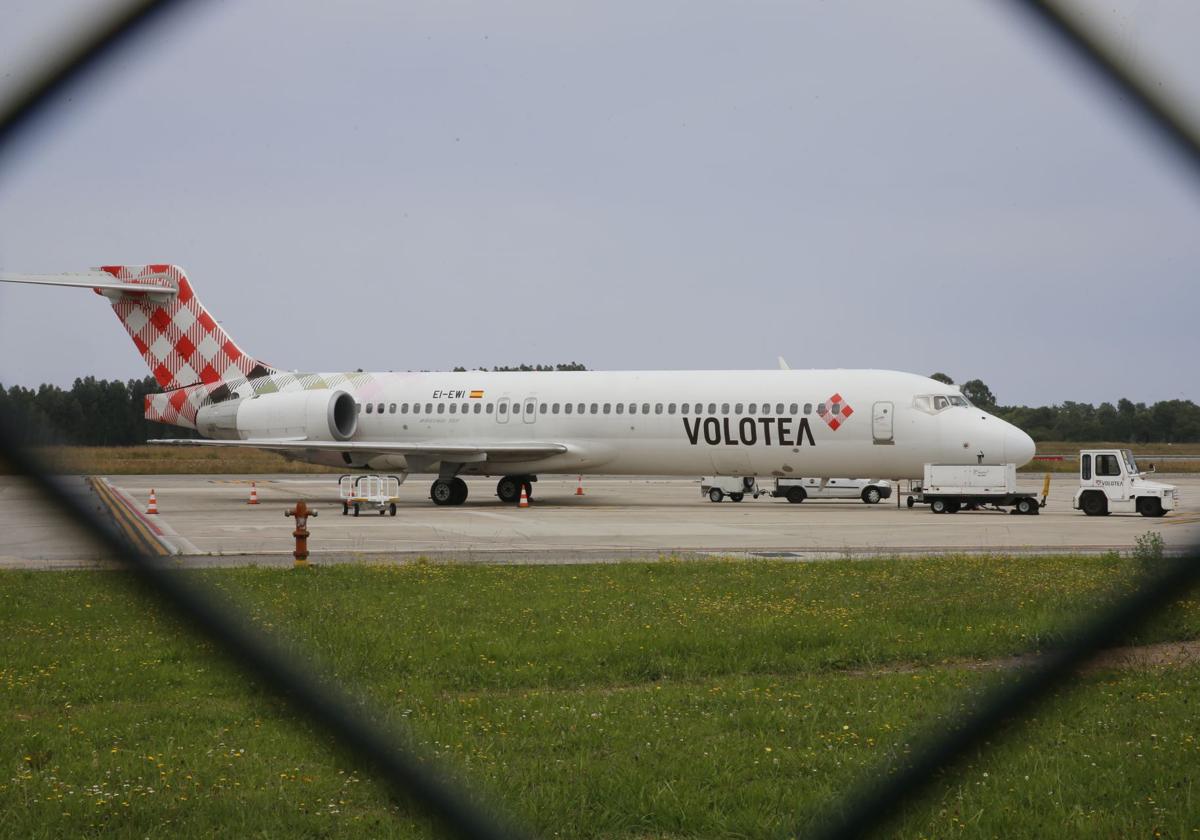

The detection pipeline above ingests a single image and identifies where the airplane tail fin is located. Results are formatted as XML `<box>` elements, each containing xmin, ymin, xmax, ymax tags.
<box><xmin>0</xmin><ymin>264</ymin><xmax>275</xmax><ymax>390</ymax></box>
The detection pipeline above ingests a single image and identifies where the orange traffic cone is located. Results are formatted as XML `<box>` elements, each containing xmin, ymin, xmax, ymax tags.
<box><xmin>518</xmin><ymin>485</ymin><xmax>529</xmax><ymax>508</ymax></box>
<box><xmin>146</xmin><ymin>489</ymin><xmax>159</xmax><ymax>515</ymax></box>
<box><xmin>248</xmin><ymin>482</ymin><xmax>260</xmax><ymax>505</ymax></box>
<box><xmin>575</xmin><ymin>475</ymin><xmax>584</xmax><ymax>496</ymax></box>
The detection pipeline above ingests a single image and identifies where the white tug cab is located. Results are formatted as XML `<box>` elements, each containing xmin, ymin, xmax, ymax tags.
<box><xmin>1073</xmin><ymin>449</ymin><xmax>1178</xmax><ymax>517</ymax></box>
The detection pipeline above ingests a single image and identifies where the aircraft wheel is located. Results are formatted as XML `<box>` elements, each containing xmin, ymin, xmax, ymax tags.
<box><xmin>450</xmin><ymin>478</ymin><xmax>469</xmax><ymax>505</ymax></box>
<box><xmin>729</xmin><ymin>492</ymin><xmax>744</xmax><ymax>503</ymax></box>
<box><xmin>497</xmin><ymin>476</ymin><xmax>522</xmax><ymax>504</ymax></box>
<box><xmin>862</xmin><ymin>487</ymin><xmax>882</xmax><ymax>505</ymax></box>
<box><xmin>521</xmin><ymin>480</ymin><xmax>533</xmax><ymax>501</ymax></box>
<box><xmin>786</xmin><ymin>487</ymin><xmax>806</xmax><ymax>504</ymax></box>
<box><xmin>431</xmin><ymin>479</ymin><xmax>456</xmax><ymax>506</ymax></box>
<box><xmin>709</xmin><ymin>488</ymin><xmax>724</xmax><ymax>503</ymax></box>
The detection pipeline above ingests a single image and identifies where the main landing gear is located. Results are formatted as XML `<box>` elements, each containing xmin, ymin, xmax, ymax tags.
<box><xmin>430</xmin><ymin>477</ymin><xmax>469</xmax><ymax>506</ymax></box>
<box><xmin>496</xmin><ymin>475</ymin><xmax>535</xmax><ymax>504</ymax></box>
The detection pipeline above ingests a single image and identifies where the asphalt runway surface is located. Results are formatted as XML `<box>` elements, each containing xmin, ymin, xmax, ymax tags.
<box><xmin>1</xmin><ymin>474</ymin><xmax>1197</xmax><ymax>568</ymax></box>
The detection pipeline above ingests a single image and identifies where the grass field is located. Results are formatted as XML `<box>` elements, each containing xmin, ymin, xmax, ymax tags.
<box><xmin>3</xmin><ymin>555</ymin><xmax>1199</xmax><ymax>837</ymax></box>
<box><xmin>6</xmin><ymin>442</ymin><xmax>1200</xmax><ymax>476</ymax></box>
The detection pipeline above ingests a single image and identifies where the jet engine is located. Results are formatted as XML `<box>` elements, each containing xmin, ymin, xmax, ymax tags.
<box><xmin>196</xmin><ymin>389</ymin><xmax>358</xmax><ymax>441</ymax></box>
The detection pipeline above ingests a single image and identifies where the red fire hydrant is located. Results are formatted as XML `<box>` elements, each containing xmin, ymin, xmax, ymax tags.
<box><xmin>284</xmin><ymin>500</ymin><xmax>317</xmax><ymax>568</ymax></box>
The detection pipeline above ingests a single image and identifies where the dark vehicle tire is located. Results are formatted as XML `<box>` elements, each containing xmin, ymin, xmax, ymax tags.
<box><xmin>930</xmin><ymin>499</ymin><xmax>947</xmax><ymax>514</ymax></box>
<box><xmin>743</xmin><ymin>477</ymin><xmax>756</xmax><ymax>491</ymax></box>
<box><xmin>352</xmin><ymin>504</ymin><xmax>359</xmax><ymax>517</ymax></box>
<box><xmin>906</xmin><ymin>496</ymin><xmax>915</xmax><ymax>509</ymax></box>
<box><xmin>1080</xmin><ymin>492</ymin><xmax>1108</xmax><ymax>517</ymax></box>
<box><xmin>787</xmin><ymin>487</ymin><xmax>806</xmax><ymax>504</ymax></box>
<box><xmin>1137</xmin><ymin>497</ymin><xmax>1164</xmax><ymax>518</ymax></box>
<box><xmin>342</xmin><ymin>502</ymin><xmax>348</xmax><ymax>516</ymax></box>
<box><xmin>729</xmin><ymin>493</ymin><xmax>744</xmax><ymax>503</ymax></box>
<box><xmin>450</xmin><ymin>478</ymin><xmax>469</xmax><ymax>505</ymax></box>
<box><xmin>497</xmin><ymin>477</ymin><xmax>522</xmax><ymax>504</ymax></box>
<box><xmin>862</xmin><ymin>487</ymin><xmax>882</xmax><ymax>505</ymax></box>
<box><xmin>1016</xmin><ymin>497</ymin><xmax>1036</xmax><ymax>515</ymax></box>
<box><xmin>945</xmin><ymin>502</ymin><xmax>961</xmax><ymax>514</ymax></box>
<box><xmin>389</xmin><ymin>503</ymin><xmax>397</xmax><ymax>516</ymax></box>
<box><xmin>709</xmin><ymin>488</ymin><xmax>724</xmax><ymax>503</ymax></box>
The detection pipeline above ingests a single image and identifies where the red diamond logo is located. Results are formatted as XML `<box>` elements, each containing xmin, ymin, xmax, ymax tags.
<box><xmin>821</xmin><ymin>393</ymin><xmax>853</xmax><ymax>430</ymax></box>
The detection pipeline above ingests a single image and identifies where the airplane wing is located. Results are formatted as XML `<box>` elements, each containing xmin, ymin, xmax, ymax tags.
<box><xmin>150</xmin><ymin>438</ymin><xmax>568</xmax><ymax>463</ymax></box>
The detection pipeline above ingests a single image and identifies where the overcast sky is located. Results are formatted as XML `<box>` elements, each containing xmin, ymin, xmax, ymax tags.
<box><xmin>1</xmin><ymin>1</ymin><xmax>1197</xmax><ymax>407</ymax></box>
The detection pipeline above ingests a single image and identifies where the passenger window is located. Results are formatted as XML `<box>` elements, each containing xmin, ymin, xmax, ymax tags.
<box><xmin>762</xmin><ymin>403</ymin><xmax>770</xmax><ymax>415</ymax></box>
<box><xmin>641</xmin><ymin>403</ymin><xmax>650</xmax><ymax>414</ymax></box>
<box><xmin>832</xmin><ymin>403</ymin><xmax>841</xmax><ymax>415</ymax></box>
<box><xmin>775</xmin><ymin>403</ymin><xmax>784</xmax><ymax>414</ymax></box>
<box><xmin>616</xmin><ymin>403</ymin><xmax>624</xmax><ymax>414</ymax></box>
<box><xmin>552</xmin><ymin>403</ymin><xmax>560</xmax><ymax>414</ymax></box>
<box><xmin>462</xmin><ymin>403</ymin><xmax>469</xmax><ymax>414</ymax></box>
<box><xmin>590</xmin><ymin>403</ymin><xmax>598</xmax><ymax>414</ymax></box>
<box><xmin>1097</xmin><ymin>454</ymin><xmax>1121</xmax><ymax>476</ymax></box>
<box><xmin>655</xmin><ymin>403</ymin><xmax>663</xmax><ymax>414</ymax></box>
<box><xmin>389</xmin><ymin>403</ymin><xmax>396</xmax><ymax>414</ymax></box>
<box><xmin>437</xmin><ymin>403</ymin><xmax>445</xmax><ymax>414</ymax></box>
<box><xmin>708</xmin><ymin>403</ymin><xmax>716</xmax><ymax>414</ymax></box>
<box><xmin>474</xmin><ymin>403</ymin><xmax>482</xmax><ymax>414</ymax></box>
<box><xmin>679</xmin><ymin>403</ymin><xmax>687</xmax><ymax>414</ymax></box>
<box><xmin>577</xmin><ymin>403</ymin><xmax>585</xmax><ymax>414</ymax></box>
<box><xmin>565</xmin><ymin>403</ymin><xmax>573</xmax><ymax>414</ymax></box>
<box><xmin>425</xmin><ymin>403</ymin><xmax>433</xmax><ymax>413</ymax></box>
<box><xmin>735</xmin><ymin>403</ymin><xmax>744</xmax><ymax>414</ymax></box>
<box><xmin>449</xmin><ymin>403</ymin><xmax>457</xmax><ymax>414</ymax></box>
<box><xmin>747</xmin><ymin>403</ymin><xmax>756</xmax><ymax>415</ymax></box>
<box><xmin>603</xmin><ymin>403</ymin><xmax>611</xmax><ymax>414</ymax></box>
<box><xmin>485</xmin><ymin>403</ymin><xmax>494</xmax><ymax>414</ymax></box>
<box><xmin>668</xmin><ymin>403</ymin><xmax>676</xmax><ymax>415</ymax></box>
<box><xmin>356</xmin><ymin>403</ymin><xmax>362</xmax><ymax>414</ymax></box>
<box><xmin>377</xmin><ymin>403</ymin><xmax>384</xmax><ymax>414</ymax></box>
<box><xmin>540</xmin><ymin>403</ymin><xmax>548</xmax><ymax>414</ymax></box>
<box><xmin>1081</xmin><ymin>454</ymin><xmax>1092</xmax><ymax>480</ymax></box>
<box><xmin>365</xmin><ymin>403</ymin><xmax>373</xmax><ymax>414</ymax></box>
<box><xmin>400</xmin><ymin>403</ymin><xmax>409</xmax><ymax>414</ymax></box>
<box><xmin>789</xmin><ymin>403</ymin><xmax>798</xmax><ymax>414</ymax></box>
<box><xmin>804</xmin><ymin>403</ymin><xmax>812</xmax><ymax>415</ymax></box>
<box><xmin>629</xmin><ymin>403</ymin><xmax>637</xmax><ymax>415</ymax></box>
<box><xmin>499</xmin><ymin>403</ymin><xmax>508</xmax><ymax>414</ymax></box>
<box><xmin>816</xmin><ymin>403</ymin><xmax>825</xmax><ymax>415</ymax></box>
<box><xmin>413</xmin><ymin>403</ymin><xmax>421</xmax><ymax>414</ymax></box>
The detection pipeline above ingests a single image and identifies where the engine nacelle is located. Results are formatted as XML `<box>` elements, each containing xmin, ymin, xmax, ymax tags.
<box><xmin>196</xmin><ymin>389</ymin><xmax>358</xmax><ymax>442</ymax></box>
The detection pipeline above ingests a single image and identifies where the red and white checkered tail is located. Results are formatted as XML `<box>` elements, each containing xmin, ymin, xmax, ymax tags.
<box><xmin>96</xmin><ymin>264</ymin><xmax>275</xmax><ymax>390</ymax></box>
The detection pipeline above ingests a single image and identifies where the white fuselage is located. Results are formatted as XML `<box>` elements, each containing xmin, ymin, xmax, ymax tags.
<box><xmin>282</xmin><ymin>369</ymin><xmax>1035</xmax><ymax>479</ymax></box>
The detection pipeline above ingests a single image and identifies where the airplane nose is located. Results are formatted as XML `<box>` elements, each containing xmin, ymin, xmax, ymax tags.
<box><xmin>1005</xmin><ymin>426</ymin><xmax>1036</xmax><ymax>467</ymax></box>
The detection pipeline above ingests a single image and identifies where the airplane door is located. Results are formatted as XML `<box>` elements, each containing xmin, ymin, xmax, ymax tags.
<box><xmin>523</xmin><ymin>397</ymin><xmax>537</xmax><ymax>424</ymax></box>
<box><xmin>872</xmin><ymin>401</ymin><xmax>894</xmax><ymax>444</ymax></box>
<box><xmin>496</xmin><ymin>397</ymin><xmax>510</xmax><ymax>424</ymax></box>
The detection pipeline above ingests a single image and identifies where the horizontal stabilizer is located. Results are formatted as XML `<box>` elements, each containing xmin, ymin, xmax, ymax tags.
<box><xmin>0</xmin><ymin>271</ymin><xmax>176</xmax><ymax>297</ymax></box>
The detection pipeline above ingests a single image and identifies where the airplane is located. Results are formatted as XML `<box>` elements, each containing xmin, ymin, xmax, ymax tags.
<box><xmin>0</xmin><ymin>264</ymin><xmax>1036</xmax><ymax>505</ymax></box>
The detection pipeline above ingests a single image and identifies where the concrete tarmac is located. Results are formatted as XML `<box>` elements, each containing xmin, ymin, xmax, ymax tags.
<box><xmin>1</xmin><ymin>473</ymin><xmax>1197</xmax><ymax>568</ymax></box>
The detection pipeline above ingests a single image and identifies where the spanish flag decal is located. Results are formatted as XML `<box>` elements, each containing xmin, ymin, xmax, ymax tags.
<box><xmin>470</xmin><ymin>390</ymin><xmax>484</xmax><ymax>399</ymax></box>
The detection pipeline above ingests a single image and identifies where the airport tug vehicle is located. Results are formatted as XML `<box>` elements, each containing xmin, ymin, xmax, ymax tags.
<box><xmin>1073</xmin><ymin>449</ymin><xmax>1177</xmax><ymax>517</ymax></box>
<box><xmin>907</xmin><ymin>464</ymin><xmax>1043</xmax><ymax>514</ymax></box>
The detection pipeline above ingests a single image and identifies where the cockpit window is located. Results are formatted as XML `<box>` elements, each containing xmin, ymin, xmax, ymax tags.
<box><xmin>914</xmin><ymin>393</ymin><xmax>972</xmax><ymax>414</ymax></box>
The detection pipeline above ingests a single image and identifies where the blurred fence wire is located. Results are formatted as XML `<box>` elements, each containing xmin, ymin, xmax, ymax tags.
<box><xmin>0</xmin><ymin>1</ymin><xmax>1197</xmax><ymax>837</ymax></box>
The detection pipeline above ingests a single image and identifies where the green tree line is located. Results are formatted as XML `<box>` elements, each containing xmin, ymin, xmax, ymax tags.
<box><xmin>0</xmin><ymin>369</ymin><xmax>1196</xmax><ymax>445</ymax></box>
<box><xmin>930</xmin><ymin>372</ymin><xmax>1200</xmax><ymax>443</ymax></box>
